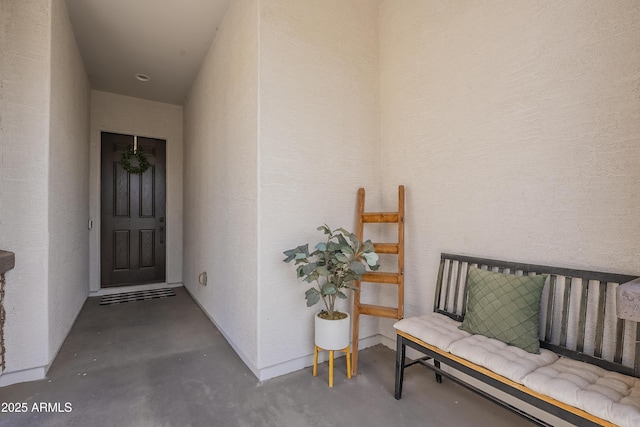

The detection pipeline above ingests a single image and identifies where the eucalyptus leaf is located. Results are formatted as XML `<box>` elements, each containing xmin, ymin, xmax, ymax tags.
<box><xmin>327</xmin><ymin>241</ymin><xmax>341</xmax><ymax>252</ymax></box>
<box><xmin>283</xmin><ymin>244</ymin><xmax>309</xmax><ymax>262</ymax></box>
<box><xmin>346</xmin><ymin>232</ymin><xmax>359</xmax><ymax>245</ymax></box>
<box><xmin>316</xmin><ymin>266</ymin><xmax>330</xmax><ymax>276</ymax></box>
<box><xmin>341</xmin><ymin>246</ymin><xmax>354</xmax><ymax>255</ymax></box>
<box><xmin>349</xmin><ymin>260</ymin><xmax>366</xmax><ymax>275</ymax></box>
<box><xmin>305</xmin><ymin>288</ymin><xmax>321</xmax><ymax>307</ymax></box>
<box><xmin>362</xmin><ymin>252</ymin><xmax>379</xmax><ymax>266</ymax></box>
<box><xmin>302</xmin><ymin>263</ymin><xmax>317</xmax><ymax>275</ymax></box>
<box><xmin>283</xmin><ymin>225</ymin><xmax>380</xmax><ymax>314</ymax></box>
<box><xmin>317</xmin><ymin>224</ymin><xmax>331</xmax><ymax>235</ymax></box>
<box><xmin>335</xmin><ymin>253</ymin><xmax>349</xmax><ymax>262</ymax></box>
<box><xmin>282</xmin><ymin>252</ymin><xmax>296</xmax><ymax>263</ymax></box>
<box><xmin>304</xmin><ymin>271</ymin><xmax>319</xmax><ymax>283</ymax></box>
<box><xmin>322</xmin><ymin>283</ymin><xmax>337</xmax><ymax>295</ymax></box>
<box><xmin>363</xmin><ymin>241</ymin><xmax>375</xmax><ymax>252</ymax></box>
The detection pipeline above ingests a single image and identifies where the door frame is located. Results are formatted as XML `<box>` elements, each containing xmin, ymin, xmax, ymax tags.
<box><xmin>89</xmin><ymin>122</ymin><xmax>182</xmax><ymax>294</ymax></box>
<box><xmin>99</xmin><ymin>132</ymin><xmax>167</xmax><ymax>288</ymax></box>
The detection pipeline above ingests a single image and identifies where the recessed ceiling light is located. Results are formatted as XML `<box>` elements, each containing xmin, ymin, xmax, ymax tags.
<box><xmin>135</xmin><ymin>73</ymin><xmax>150</xmax><ymax>82</ymax></box>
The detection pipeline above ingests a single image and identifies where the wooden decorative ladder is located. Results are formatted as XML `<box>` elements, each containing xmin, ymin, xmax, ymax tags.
<box><xmin>351</xmin><ymin>185</ymin><xmax>405</xmax><ymax>376</ymax></box>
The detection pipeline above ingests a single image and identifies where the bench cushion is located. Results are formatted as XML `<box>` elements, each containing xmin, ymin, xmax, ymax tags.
<box><xmin>448</xmin><ymin>334</ymin><xmax>558</xmax><ymax>383</ymax></box>
<box><xmin>458</xmin><ymin>266</ymin><xmax>546</xmax><ymax>354</ymax></box>
<box><xmin>394</xmin><ymin>313</ymin><xmax>470</xmax><ymax>352</ymax></box>
<box><xmin>522</xmin><ymin>357</ymin><xmax>640</xmax><ymax>427</ymax></box>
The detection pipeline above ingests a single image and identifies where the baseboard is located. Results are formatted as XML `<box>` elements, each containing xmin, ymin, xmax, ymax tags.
<box><xmin>182</xmin><ymin>285</ymin><xmax>386</xmax><ymax>382</ymax></box>
<box><xmin>90</xmin><ymin>282</ymin><xmax>183</xmax><ymax>297</ymax></box>
<box><xmin>0</xmin><ymin>366</ymin><xmax>46</xmax><ymax>387</ymax></box>
<box><xmin>181</xmin><ymin>286</ymin><xmax>262</xmax><ymax>380</ymax></box>
<box><xmin>46</xmin><ymin>290</ymin><xmax>89</xmax><ymax>377</ymax></box>
<box><xmin>379</xmin><ymin>333</ymin><xmax>396</xmax><ymax>350</ymax></box>
<box><xmin>1</xmin><ymin>291</ymin><xmax>89</xmax><ymax>388</ymax></box>
<box><xmin>256</xmin><ymin>334</ymin><xmax>382</xmax><ymax>382</ymax></box>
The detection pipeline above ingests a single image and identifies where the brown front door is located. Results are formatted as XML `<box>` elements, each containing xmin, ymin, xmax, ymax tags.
<box><xmin>100</xmin><ymin>132</ymin><xmax>166</xmax><ymax>287</ymax></box>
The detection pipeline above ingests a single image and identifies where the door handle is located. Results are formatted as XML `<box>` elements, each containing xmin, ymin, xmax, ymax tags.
<box><xmin>160</xmin><ymin>226</ymin><xmax>164</xmax><ymax>244</ymax></box>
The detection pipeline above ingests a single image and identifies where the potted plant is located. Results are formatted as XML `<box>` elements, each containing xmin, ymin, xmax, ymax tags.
<box><xmin>283</xmin><ymin>224</ymin><xmax>379</xmax><ymax>350</ymax></box>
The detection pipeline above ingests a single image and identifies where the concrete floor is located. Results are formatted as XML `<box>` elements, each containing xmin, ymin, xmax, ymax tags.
<box><xmin>0</xmin><ymin>287</ymin><xmax>532</xmax><ymax>427</ymax></box>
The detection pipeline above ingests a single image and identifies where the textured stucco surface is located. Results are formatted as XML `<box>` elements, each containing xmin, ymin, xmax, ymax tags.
<box><xmin>0</xmin><ymin>0</ymin><xmax>91</xmax><ymax>384</ymax></box>
<box><xmin>183</xmin><ymin>0</ymin><xmax>260</xmax><ymax>371</ymax></box>
<box><xmin>258</xmin><ymin>0</ymin><xmax>381</xmax><ymax>376</ymax></box>
<box><xmin>0</xmin><ymin>0</ymin><xmax>52</xmax><ymax>380</ymax></box>
<box><xmin>48</xmin><ymin>0</ymin><xmax>91</xmax><ymax>362</ymax></box>
<box><xmin>183</xmin><ymin>0</ymin><xmax>381</xmax><ymax>379</ymax></box>
<box><xmin>89</xmin><ymin>91</ymin><xmax>184</xmax><ymax>292</ymax></box>
<box><xmin>3</xmin><ymin>0</ymin><xmax>638</xmax><ymax>392</ymax></box>
<box><xmin>377</xmin><ymin>0</ymin><xmax>640</xmax><ymax>340</ymax></box>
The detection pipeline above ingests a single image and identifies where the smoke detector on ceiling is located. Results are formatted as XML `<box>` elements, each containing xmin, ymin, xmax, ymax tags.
<box><xmin>135</xmin><ymin>73</ymin><xmax>150</xmax><ymax>82</ymax></box>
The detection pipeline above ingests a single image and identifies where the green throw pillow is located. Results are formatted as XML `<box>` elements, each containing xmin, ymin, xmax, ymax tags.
<box><xmin>459</xmin><ymin>266</ymin><xmax>546</xmax><ymax>354</ymax></box>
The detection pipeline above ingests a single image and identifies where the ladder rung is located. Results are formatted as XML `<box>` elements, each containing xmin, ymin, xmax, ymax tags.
<box><xmin>361</xmin><ymin>212</ymin><xmax>399</xmax><ymax>223</ymax></box>
<box><xmin>362</xmin><ymin>272</ymin><xmax>399</xmax><ymax>284</ymax></box>
<box><xmin>373</xmin><ymin>243</ymin><xmax>398</xmax><ymax>254</ymax></box>
<box><xmin>358</xmin><ymin>304</ymin><xmax>399</xmax><ymax>318</ymax></box>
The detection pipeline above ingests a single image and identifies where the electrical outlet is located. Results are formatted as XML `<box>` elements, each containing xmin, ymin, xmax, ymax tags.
<box><xmin>198</xmin><ymin>272</ymin><xmax>207</xmax><ymax>286</ymax></box>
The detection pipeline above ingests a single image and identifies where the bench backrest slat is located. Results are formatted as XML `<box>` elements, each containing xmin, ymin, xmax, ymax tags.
<box><xmin>434</xmin><ymin>258</ymin><xmax>446</xmax><ymax>317</ymax></box>
<box><xmin>595</xmin><ymin>281</ymin><xmax>607</xmax><ymax>358</ymax></box>
<box><xmin>559</xmin><ymin>277</ymin><xmax>572</xmax><ymax>348</ymax></box>
<box><xmin>434</xmin><ymin>253</ymin><xmax>639</xmax><ymax>377</ymax></box>
<box><xmin>615</xmin><ymin>318</ymin><xmax>626</xmax><ymax>365</ymax></box>
<box><xmin>453</xmin><ymin>263</ymin><xmax>463</xmax><ymax>316</ymax></box>
<box><xmin>576</xmin><ymin>278</ymin><xmax>589</xmax><ymax>353</ymax></box>
<box><xmin>544</xmin><ymin>275</ymin><xmax>556</xmax><ymax>342</ymax></box>
<box><xmin>443</xmin><ymin>260</ymin><xmax>454</xmax><ymax>313</ymax></box>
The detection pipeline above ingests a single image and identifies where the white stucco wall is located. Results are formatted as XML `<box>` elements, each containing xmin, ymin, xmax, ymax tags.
<box><xmin>258</xmin><ymin>0</ymin><xmax>381</xmax><ymax>378</ymax></box>
<box><xmin>378</xmin><ymin>0</ymin><xmax>640</xmax><ymax>343</ymax></box>
<box><xmin>3</xmin><ymin>0</ymin><xmax>635</xmax><ymax>394</ymax></box>
<box><xmin>89</xmin><ymin>91</ymin><xmax>184</xmax><ymax>292</ymax></box>
<box><xmin>48</xmin><ymin>0</ymin><xmax>91</xmax><ymax>362</ymax></box>
<box><xmin>183</xmin><ymin>0</ymin><xmax>381</xmax><ymax>380</ymax></box>
<box><xmin>0</xmin><ymin>0</ymin><xmax>51</xmax><ymax>383</ymax></box>
<box><xmin>0</xmin><ymin>0</ymin><xmax>92</xmax><ymax>385</ymax></box>
<box><xmin>183</xmin><ymin>0</ymin><xmax>260</xmax><ymax>372</ymax></box>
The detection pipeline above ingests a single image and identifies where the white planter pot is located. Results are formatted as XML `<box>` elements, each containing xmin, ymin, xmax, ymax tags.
<box><xmin>315</xmin><ymin>312</ymin><xmax>350</xmax><ymax>350</ymax></box>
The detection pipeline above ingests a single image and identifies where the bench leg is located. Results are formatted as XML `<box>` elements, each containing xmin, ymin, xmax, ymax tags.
<box><xmin>434</xmin><ymin>360</ymin><xmax>443</xmax><ymax>383</ymax></box>
<box><xmin>395</xmin><ymin>335</ymin><xmax>406</xmax><ymax>399</ymax></box>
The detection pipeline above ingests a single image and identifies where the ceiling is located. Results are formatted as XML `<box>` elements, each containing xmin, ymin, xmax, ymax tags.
<box><xmin>65</xmin><ymin>0</ymin><xmax>232</xmax><ymax>105</ymax></box>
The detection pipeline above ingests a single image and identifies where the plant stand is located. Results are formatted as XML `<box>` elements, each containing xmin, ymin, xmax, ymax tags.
<box><xmin>313</xmin><ymin>345</ymin><xmax>351</xmax><ymax>387</ymax></box>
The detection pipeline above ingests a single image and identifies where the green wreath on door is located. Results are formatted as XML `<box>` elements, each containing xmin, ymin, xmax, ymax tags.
<box><xmin>120</xmin><ymin>147</ymin><xmax>150</xmax><ymax>174</ymax></box>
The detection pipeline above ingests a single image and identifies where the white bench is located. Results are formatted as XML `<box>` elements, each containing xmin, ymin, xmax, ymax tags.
<box><xmin>394</xmin><ymin>253</ymin><xmax>640</xmax><ymax>427</ymax></box>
